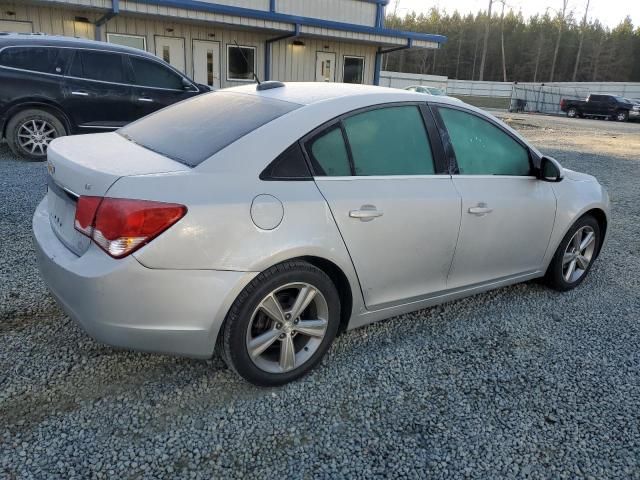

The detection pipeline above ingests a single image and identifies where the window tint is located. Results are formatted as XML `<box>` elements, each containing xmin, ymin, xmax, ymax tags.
<box><xmin>343</xmin><ymin>106</ymin><xmax>435</xmax><ymax>176</ymax></box>
<box><xmin>0</xmin><ymin>46</ymin><xmax>60</xmax><ymax>73</ymax></box>
<box><xmin>130</xmin><ymin>56</ymin><xmax>184</xmax><ymax>89</ymax></box>
<box><xmin>227</xmin><ymin>45</ymin><xmax>255</xmax><ymax>81</ymax></box>
<box><xmin>70</xmin><ymin>50</ymin><xmax>126</xmax><ymax>83</ymax></box>
<box><xmin>119</xmin><ymin>92</ymin><xmax>300</xmax><ymax>167</ymax></box>
<box><xmin>308</xmin><ymin>127</ymin><xmax>352</xmax><ymax>176</ymax></box>
<box><xmin>438</xmin><ymin>107</ymin><xmax>530</xmax><ymax>176</ymax></box>
<box><xmin>343</xmin><ymin>56</ymin><xmax>364</xmax><ymax>84</ymax></box>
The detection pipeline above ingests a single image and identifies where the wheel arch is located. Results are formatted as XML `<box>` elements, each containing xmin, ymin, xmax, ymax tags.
<box><xmin>582</xmin><ymin>207</ymin><xmax>607</xmax><ymax>258</ymax></box>
<box><xmin>3</xmin><ymin>100</ymin><xmax>72</xmax><ymax>138</ymax></box>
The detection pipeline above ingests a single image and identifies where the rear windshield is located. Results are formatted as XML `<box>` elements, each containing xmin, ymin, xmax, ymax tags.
<box><xmin>119</xmin><ymin>91</ymin><xmax>300</xmax><ymax>167</ymax></box>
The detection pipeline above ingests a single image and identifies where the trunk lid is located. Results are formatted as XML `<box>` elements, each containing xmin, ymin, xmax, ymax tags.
<box><xmin>46</xmin><ymin>132</ymin><xmax>190</xmax><ymax>256</ymax></box>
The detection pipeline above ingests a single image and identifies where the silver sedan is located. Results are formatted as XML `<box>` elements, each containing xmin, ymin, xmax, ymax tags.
<box><xmin>34</xmin><ymin>82</ymin><xmax>610</xmax><ymax>386</ymax></box>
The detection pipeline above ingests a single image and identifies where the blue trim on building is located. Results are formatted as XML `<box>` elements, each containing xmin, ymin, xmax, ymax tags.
<box><xmin>373</xmin><ymin>39</ymin><xmax>414</xmax><ymax>85</ymax></box>
<box><xmin>131</xmin><ymin>0</ymin><xmax>447</xmax><ymax>45</ymax></box>
<box><xmin>269</xmin><ymin>0</ymin><xmax>276</xmax><ymax>13</ymax></box>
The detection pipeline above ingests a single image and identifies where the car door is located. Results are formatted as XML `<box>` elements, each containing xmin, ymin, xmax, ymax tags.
<box><xmin>127</xmin><ymin>54</ymin><xmax>200</xmax><ymax>118</ymax></box>
<box><xmin>306</xmin><ymin>104</ymin><xmax>462</xmax><ymax>309</ymax></box>
<box><xmin>62</xmin><ymin>49</ymin><xmax>136</xmax><ymax>129</ymax></box>
<box><xmin>432</xmin><ymin>105</ymin><xmax>556</xmax><ymax>288</ymax></box>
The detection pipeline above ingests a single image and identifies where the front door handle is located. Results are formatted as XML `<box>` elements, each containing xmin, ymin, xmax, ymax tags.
<box><xmin>468</xmin><ymin>203</ymin><xmax>493</xmax><ymax>216</ymax></box>
<box><xmin>138</xmin><ymin>97</ymin><xmax>153</xmax><ymax>103</ymax></box>
<box><xmin>70</xmin><ymin>91</ymin><xmax>89</xmax><ymax>96</ymax></box>
<box><xmin>349</xmin><ymin>205</ymin><xmax>383</xmax><ymax>222</ymax></box>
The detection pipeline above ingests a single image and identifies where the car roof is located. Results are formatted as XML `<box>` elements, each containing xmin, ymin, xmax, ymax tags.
<box><xmin>0</xmin><ymin>33</ymin><xmax>158</xmax><ymax>58</ymax></box>
<box><xmin>224</xmin><ymin>82</ymin><xmax>457</xmax><ymax>107</ymax></box>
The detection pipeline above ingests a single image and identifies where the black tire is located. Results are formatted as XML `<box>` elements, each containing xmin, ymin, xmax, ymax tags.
<box><xmin>544</xmin><ymin>215</ymin><xmax>600</xmax><ymax>292</ymax></box>
<box><xmin>220</xmin><ymin>260</ymin><xmax>341</xmax><ymax>386</ymax></box>
<box><xmin>567</xmin><ymin>107</ymin><xmax>578</xmax><ymax>118</ymax></box>
<box><xmin>615</xmin><ymin>110</ymin><xmax>629</xmax><ymax>122</ymax></box>
<box><xmin>6</xmin><ymin>109</ymin><xmax>67</xmax><ymax>161</ymax></box>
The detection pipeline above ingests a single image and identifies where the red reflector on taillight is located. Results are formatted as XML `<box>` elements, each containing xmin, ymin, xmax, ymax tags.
<box><xmin>74</xmin><ymin>196</ymin><xmax>187</xmax><ymax>258</ymax></box>
<box><xmin>74</xmin><ymin>196</ymin><xmax>102</xmax><ymax>236</ymax></box>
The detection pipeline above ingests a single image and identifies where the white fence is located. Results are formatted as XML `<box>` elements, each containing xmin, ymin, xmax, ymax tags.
<box><xmin>380</xmin><ymin>71</ymin><xmax>640</xmax><ymax>111</ymax></box>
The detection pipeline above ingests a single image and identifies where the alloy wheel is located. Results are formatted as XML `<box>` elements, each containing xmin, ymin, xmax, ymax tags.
<box><xmin>246</xmin><ymin>282</ymin><xmax>329</xmax><ymax>374</ymax></box>
<box><xmin>562</xmin><ymin>226</ymin><xmax>596</xmax><ymax>283</ymax></box>
<box><xmin>17</xmin><ymin>119</ymin><xmax>57</xmax><ymax>156</ymax></box>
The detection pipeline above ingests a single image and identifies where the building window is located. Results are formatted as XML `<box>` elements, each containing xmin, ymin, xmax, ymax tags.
<box><xmin>227</xmin><ymin>44</ymin><xmax>256</xmax><ymax>81</ymax></box>
<box><xmin>343</xmin><ymin>56</ymin><xmax>364</xmax><ymax>84</ymax></box>
<box><xmin>106</xmin><ymin>33</ymin><xmax>147</xmax><ymax>51</ymax></box>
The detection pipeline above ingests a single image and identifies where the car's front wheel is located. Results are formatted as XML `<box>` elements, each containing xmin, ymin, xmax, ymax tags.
<box><xmin>615</xmin><ymin>110</ymin><xmax>629</xmax><ymax>122</ymax></box>
<box><xmin>220</xmin><ymin>261</ymin><xmax>341</xmax><ymax>386</ymax></box>
<box><xmin>6</xmin><ymin>109</ymin><xmax>67</xmax><ymax>161</ymax></box>
<box><xmin>545</xmin><ymin>215</ymin><xmax>600</xmax><ymax>291</ymax></box>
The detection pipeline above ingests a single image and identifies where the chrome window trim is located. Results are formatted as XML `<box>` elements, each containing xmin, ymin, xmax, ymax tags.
<box><xmin>314</xmin><ymin>174</ymin><xmax>453</xmax><ymax>181</ymax></box>
<box><xmin>0</xmin><ymin>45</ymin><xmax>197</xmax><ymax>92</ymax></box>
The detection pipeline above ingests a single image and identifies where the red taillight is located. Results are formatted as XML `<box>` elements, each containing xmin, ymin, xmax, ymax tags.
<box><xmin>74</xmin><ymin>197</ymin><xmax>187</xmax><ymax>258</ymax></box>
<box><xmin>560</xmin><ymin>99</ymin><xmax>566</xmax><ymax>109</ymax></box>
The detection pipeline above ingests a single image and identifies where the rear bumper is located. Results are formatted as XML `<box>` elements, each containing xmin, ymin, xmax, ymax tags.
<box><xmin>33</xmin><ymin>197</ymin><xmax>257</xmax><ymax>358</ymax></box>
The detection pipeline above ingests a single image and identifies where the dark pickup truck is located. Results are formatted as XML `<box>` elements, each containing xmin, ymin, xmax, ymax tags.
<box><xmin>560</xmin><ymin>94</ymin><xmax>635</xmax><ymax>122</ymax></box>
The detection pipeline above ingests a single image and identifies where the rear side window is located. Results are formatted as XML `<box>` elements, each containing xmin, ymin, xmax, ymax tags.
<box><xmin>437</xmin><ymin>107</ymin><xmax>530</xmax><ymax>176</ymax></box>
<box><xmin>119</xmin><ymin>92</ymin><xmax>300</xmax><ymax>167</ymax></box>
<box><xmin>0</xmin><ymin>46</ymin><xmax>60</xmax><ymax>73</ymax></box>
<box><xmin>343</xmin><ymin>106</ymin><xmax>435</xmax><ymax>176</ymax></box>
<box><xmin>69</xmin><ymin>50</ymin><xmax>126</xmax><ymax>83</ymax></box>
<box><xmin>308</xmin><ymin>127</ymin><xmax>351</xmax><ymax>176</ymax></box>
<box><xmin>130</xmin><ymin>56</ymin><xmax>184</xmax><ymax>89</ymax></box>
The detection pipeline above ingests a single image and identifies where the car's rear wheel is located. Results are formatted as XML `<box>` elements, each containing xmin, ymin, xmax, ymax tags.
<box><xmin>220</xmin><ymin>261</ymin><xmax>340</xmax><ymax>386</ymax></box>
<box><xmin>544</xmin><ymin>215</ymin><xmax>600</xmax><ymax>291</ymax></box>
<box><xmin>567</xmin><ymin>107</ymin><xmax>578</xmax><ymax>118</ymax></box>
<box><xmin>6</xmin><ymin>109</ymin><xmax>67</xmax><ymax>161</ymax></box>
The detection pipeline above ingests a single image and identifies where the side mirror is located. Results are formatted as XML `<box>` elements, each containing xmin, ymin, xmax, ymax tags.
<box><xmin>182</xmin><ymin>77</ymin><xmax>194</xmax><ymax>90</ymax></box>
<box><xmin>538</xmin><ymin>156</ymin><xmax>564</xmax><ymax>182</ymax></box>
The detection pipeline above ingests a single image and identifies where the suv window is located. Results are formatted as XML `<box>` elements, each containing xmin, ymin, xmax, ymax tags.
<box><xmin>69</xmin><ymin>50</ymin><xmax>126</xmax><ymax>83</ymax></box>
<box><xmin>129</xmin><ymin>56</ymin><xmax>184</xmax><ymax>89</ymax></box>
<box><xmin>0</xmin><ymin>46</ymin><xmax>60</xmax><ymax>73</ymax></box>
<box><xmin>119</xmin><ymin>91</ymin><xmax>300</xmax><ymax>167</ymax></box>
<box><xmin>438</xmin><ymin>107</ymin><xmax>530</xmax><ymax>176</ymax></box>
<box><xmin>344</xmin><ymin>106</ymin><xmax>435</xmax><ymax>176</ymax></box>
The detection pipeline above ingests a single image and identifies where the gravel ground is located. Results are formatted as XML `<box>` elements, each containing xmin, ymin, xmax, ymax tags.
<box><xmin>1</xmin><ymin>115</ymin><xmax>640</xmax><ymax>479</ymax></box>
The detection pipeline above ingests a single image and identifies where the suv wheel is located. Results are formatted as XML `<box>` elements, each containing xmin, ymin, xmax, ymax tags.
<box><xmin>220</xmin><ymin>261</ymin><xmax>341</xmax><ymax>386</ymax></box>
<box><xmin>615</xmin><ymin>110</ymin><xmax>629</xmax><ymax>122</ymax></box>
<box><xmin>6</xmin><ymin>109</ymin><xmax>67</xmax><ymax>161</ymax></box>
<box><xmin>567</xmin><ymin>107</ymin><xmax>578</xmax><ymax>118</ymax></box>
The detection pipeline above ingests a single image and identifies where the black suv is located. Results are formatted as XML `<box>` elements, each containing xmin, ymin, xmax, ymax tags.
<box><xmin>0</xmin><ymin>34</ymin><xmax>209</xmax><ymax>160</ymax></box>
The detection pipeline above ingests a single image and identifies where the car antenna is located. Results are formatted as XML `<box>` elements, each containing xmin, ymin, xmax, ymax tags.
<box><xmin>233</xmin><ymin>40</ymin><xmax>260</xmax><ymax>85</ymax></box>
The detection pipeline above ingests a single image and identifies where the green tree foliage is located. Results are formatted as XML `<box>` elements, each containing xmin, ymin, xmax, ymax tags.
<box><xmin>384</xmin><ymin>8</ymin><xmax>640</xmax><ymax>82</ymax></box>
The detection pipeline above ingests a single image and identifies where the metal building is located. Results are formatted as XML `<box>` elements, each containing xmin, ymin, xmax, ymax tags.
<box><xmin>0</xmin><ymin>0</ymin><xmax>445</xmax><ymax>88</ymax></box>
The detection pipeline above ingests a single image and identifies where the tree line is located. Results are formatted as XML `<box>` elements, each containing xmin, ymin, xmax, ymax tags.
<box><xmin>383</xmin><ymin>2</ymin><xmax>640</xmax><ymax>83</ymax></box>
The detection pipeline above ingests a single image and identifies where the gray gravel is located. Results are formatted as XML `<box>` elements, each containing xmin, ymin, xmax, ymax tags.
<box><xmin>1</xmin><ymin>116</ymin><xmax>640</xmax><ymax>479</ymax></box>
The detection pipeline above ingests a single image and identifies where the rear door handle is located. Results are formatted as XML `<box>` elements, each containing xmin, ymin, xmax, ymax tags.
<box><xmin>71</xmin><ymin>91</ymin><xmax>89</xmax><ymax>96</ymax></box>
<box><xmin>138</xmin><ymin>97</ymin><xmax>153</xmax><ymax>103</ymax></box>
<box><xmin>468</xmin><ymin>203</ymin><xmax>493</xmax><ymax>216</ymax></box>
<box><xmin>349</xmin><ymin>205</ymin><xmax>383</xmax><ymax>222</ymax></box>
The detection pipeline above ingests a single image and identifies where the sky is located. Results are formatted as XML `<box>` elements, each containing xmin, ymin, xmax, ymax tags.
<box><xmin>388</xmin><ymin>0</ymin><xmax>640</xmax><ymax>28</ymax></box>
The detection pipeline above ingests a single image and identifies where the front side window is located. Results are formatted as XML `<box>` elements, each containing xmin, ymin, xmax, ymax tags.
<box><xmin>107</xmin><ymin>33</ymin><xmax>147</xmax><ymax>51</ymax></box>
<box><xmin>343</xmin><ymin>56</ymin><xmax>364</xmax><ymax>84</ymax></box>
<box><xmin>69</xmin><ymin>50</ymin><xmax>126</xmax><ymax>83</ymax></box>
<box><xmin>227</xmin><ymin>45</ymin><xmax>255</xmax><ymax>81</ymax></box>
<box><xmin>344</xmin><ymin>106</ymin><xmax>435</xmax><ymax>176</ymax></box>
<box><xmin>0</xmin><ymin>46</ymin><xmax>60</xmax><ymax>74</ymax></box>
<box><xmin>438</xmin><ymin>107</ymin><xmax>530</xmax><ymax>176</ymax></box>
<box><xmin>130</xmin><ymin>56</ymin><xmax>184</xmax><ymax>89</ymax></box>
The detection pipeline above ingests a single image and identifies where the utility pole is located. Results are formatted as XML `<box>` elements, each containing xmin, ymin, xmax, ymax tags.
<box><xmin>498</xmin><ymin>0</ymin><xmax>507</xmax><ymax>82</ymax></box>
<box><xmin>478</xmin><ymin>0</ymin><xmax>493</xmax><ymax>81</ymax></box>
<box><xmin>572</xmin><ymin>0</ymin><xmax>590</xmax><ymax>81</ymax></box>
<box><xmin>455</xmin><ymin>28</ymin><xmax>464</xmax><ymax>79</ymax></box>
<box><xmin>549</xmin><ymin>0</ymin><xmax>569</xmax><ymax>82</ymax></box>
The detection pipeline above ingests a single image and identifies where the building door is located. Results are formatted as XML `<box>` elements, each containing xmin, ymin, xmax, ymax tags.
<box><xmin>155</xmin><ymin>36</ymin><xmax>185</xmax><ymax>73</ymax></box>
<box><xmin>192</xmin><ymin>40</ymin><xmax>220</xmax><ymax>89</ymax></box>
<box><xmin>0</xmin><ymin>20</ymin><xmax>33</xmax><ymax>33</ymax></box>
<box><xmin>315</xmin><ymin>52</ymin><xmax>336</xmax><ymax>82</ymax></box>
